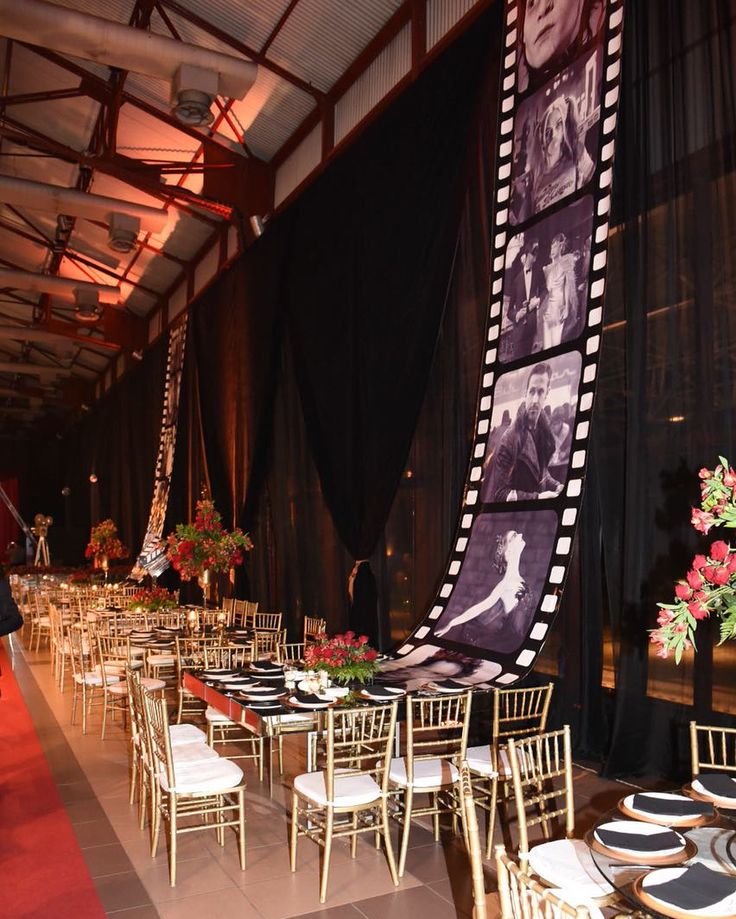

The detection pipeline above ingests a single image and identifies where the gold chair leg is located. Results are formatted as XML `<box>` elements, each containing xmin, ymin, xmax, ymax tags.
<box><xmin>432</xmin><ymin>792</ymin><xmax>440</xmax><ymax>841</ymax></box>
<box><xmin>382</xmin><ymin>799</ymin><xmax>399</xmax><ymax>886</ymax></box>
<box><xmin>319</xmin><ymin>810</ymin><xmax>334</xmax><ymax>903</ymax></box>
<box><xmin>238</xmin><ymin>789</ymin><xmax>246</xmax><ymax>870</ymax></box>
<box><xmin>351</xmin><ymin>813</ymin><xmax>358</xmax><ymax>858</ymax></box>
<box><xmin>168</xmin><ymin>795</ymin><xmax>177</xmax><ymax>887</ymax></box>
<box><xmin>484</xmin><ymin>775</ymin><xmax>498</xmax><ymax>860</ymax></box>
<box><xmin>289</xmin><ymin>791</ymin><xmax>299</xmax><ymax>872</ymax></box>
<box><xmin>398</xmin><ymin>788</ymin><xmax>413</xmax><ymax>878</ymax></box>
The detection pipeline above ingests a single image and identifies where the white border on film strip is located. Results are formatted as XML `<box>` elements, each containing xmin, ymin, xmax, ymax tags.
<box><xmin>394</xmin><ymin>0</ymin><xmax>625</xmax><ymax>684</ymax></box>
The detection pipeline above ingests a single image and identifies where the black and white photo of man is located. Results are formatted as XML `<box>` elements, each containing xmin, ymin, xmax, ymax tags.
<box><xmin>482</xmin><ymin>352</ymin><xmax>581</xmax><ymax>503</ymax></box>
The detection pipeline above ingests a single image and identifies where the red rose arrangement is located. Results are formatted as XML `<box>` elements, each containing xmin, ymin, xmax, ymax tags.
<box><xmin>653</xmin><ymin>457</ymin><xmax>736</xmax><ymax>662</ymax></box>
<box><xmin>85</xmin><ymin>519</ymin><xmax>128</xmax><ymax>561</ymax></box>
<box><xmin>303</xmin><ymin>630</ymin><xmax>379</xmax><ymax>685</ymax></box>
<box><xmin>129</xmin><ymin>586</ymin><xmax>178</xmax><ymax>612</ymax></box>
<box><xmin>165</xmin><ymin>499</ymin><xmax>252</xmax><ymax>581</ymax></box>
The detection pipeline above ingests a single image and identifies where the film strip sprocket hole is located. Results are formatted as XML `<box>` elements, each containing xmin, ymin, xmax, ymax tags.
<box><xmin>382</xmin><ymin>0</ymin><xmax>624</xmax><ymax>689</ymax></box>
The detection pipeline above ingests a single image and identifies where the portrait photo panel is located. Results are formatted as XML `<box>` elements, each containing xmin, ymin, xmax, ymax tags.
<box><xmin>500</xmin><ymin>196</ymin><xmax>594</xmax><ymax>363</ymax></box>
<box><xmin>510</xmin><ymin>45</ymin><xmax>602</xmax><ymax>225</ymax></box>
<box><xmin>516</xmin><ymin>0</ymin><xmax>607</xmax><ymax>95</ymax></box>
<box><xmin>431</xmin><ymin>510</ymin><xmax>558</xmax><ymax>655</ymax></box>
<box><xmin>481</xmin><ymin>351</ymin><xmax>582</xmax><ymax>504</ymax></box>
<box><xmin>378</xmin><ymin>644</ymin><xmax>502</xmax><ymax>690</ymax></box>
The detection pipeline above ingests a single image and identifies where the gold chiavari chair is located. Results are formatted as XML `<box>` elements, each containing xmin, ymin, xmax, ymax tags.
<box><xmin>142</xmin><ymin>689</ymin><xmax>247</xmax><ymax>886</ymax></box>
<box><xmin>496</xmin><ymin>845</ymin><xmax>596</xmax><ymax>919</ymax></box>
<box><xmin>174</xmin><ymin>634</ymin><xmax>221</xmax><ymax>723</ymax></box>
<box><xmin>96</xmin><ymin>631</ymin><xmax>165</xmax><ymax>739</ymax></box>
<box><xmin>69</xmin><ymin>624</ymin><xmax>113</xmax><ymax>735</ymax></box>
<box><xmin>220</xmin><ymin>597</ymin><xmax>235</xmax><ymax>621</ymax></box>
<box><xmin>254</xmin><ymin>611</ymin><xmax>282</xmax><ymax>632</ymax></box>
<box><xmin>690</xmin><ymin>720</ymin><xmax>736</xmax><ymax>776</ymax></box>
<box><xmin>202</xmin><ymin>644</ymin><xmax>264</xmax><ymax>778</ymax></box>
<box><xmin>251</xmin><ymin>628</ymin><xmax>280</xmax><ymax>661</ymax></box>
<box><xmin>28</xmin><ymin>590</ymin><xmax>52</xmax><ymax>651</ymax></box>
<box><xmin>389</xmin><ymin>690</ymin><xmax>473</xmax><ymax>876</ymax></box>
<box><xmin>304</xmin><ymin>615</ymin><xmax>326</xmax><ymax>643</ymax></box>
<box><xmin>282</xmin><ymin>641</ymin><xmax>305</xmax><ymax>664</ymax></box>
<box><xmin>290</xmin><ymin>701</ymin><xmax>399</xmax><ymax>902</ymax></box>
<box><xmin>127</xmin><ymin>667</ymin><xmax>216</xmax><ymax>831</ymax></box>
<box><xmin>238</xmin><ymin>599</ymin><xmax>259</xmax><ymax>628</ymax></box>
<box><xmin>460</xmin><ymin>762</ymin><xmax>489</xmax><ymax>919</ymax></box>
<box><xmin>467</xmin><ymin>682</ymin><xmax>554</xmax><ymax>857</ymax></box>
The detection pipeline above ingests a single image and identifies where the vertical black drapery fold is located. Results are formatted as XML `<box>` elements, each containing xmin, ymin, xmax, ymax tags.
<box><xmin>285</xmin><ymin>6</ymin><xmax>501</xmax><ymax>646</ymax></box>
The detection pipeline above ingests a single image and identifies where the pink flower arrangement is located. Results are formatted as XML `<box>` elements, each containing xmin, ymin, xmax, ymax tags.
<box><xmin>303</xmin><ymin>631</ymin><xmax>379</xmax><ymax>685</ymax></box>
<box><xmin>653</xmin><ymin>457</ymin><xmax>736</xmax><ymax>662</ymax></box>
<box><xmin>129</xmin><ymin>586</ymin><xmax>178</xmax><ymax>612</ymax></box>
<box><xmin>166</xmin><ymin>500</ymin><xmax>252</xmax><ymax>581</ymax></box>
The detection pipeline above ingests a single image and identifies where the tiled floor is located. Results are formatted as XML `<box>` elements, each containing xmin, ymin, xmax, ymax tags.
<box><xmin>4</xmin><ymin>634</ymin><xmax>643</xmax><ymax>919</ymax></box>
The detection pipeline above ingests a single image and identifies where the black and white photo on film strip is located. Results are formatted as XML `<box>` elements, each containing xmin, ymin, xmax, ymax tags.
<box><xmin>380</xmin><ymin>0</ymin><xmax>624</xmax><ymax>687</ymax></box>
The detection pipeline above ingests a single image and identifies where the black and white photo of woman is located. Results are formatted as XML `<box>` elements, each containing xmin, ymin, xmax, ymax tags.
<box><xmin>431</xmin><ymin>511</ymin><xmax>557</xmax><ymax>655</ymax></box>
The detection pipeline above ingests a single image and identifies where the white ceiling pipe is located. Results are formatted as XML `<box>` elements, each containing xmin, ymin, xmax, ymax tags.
<box><xmin>0</xmin><ymin>268</ymin><xmax>119</xmax><ymax>304</ymax></box>
<box><xmin>0</xmin><ymin>360</ymin><xmax>67</xmax><ymax>379</ymax></box>
<box><xmin>0</xmin><ymin>0</ymin><xmax>257</xmax><ymax>100</ymax></box>
<box><xmin>0</xmin><ymin>176</ymin><xmax>168</xmax><ymax>234</ymax></box>
<box><xmin>0</xmin><ymin>324</ymin><xmax>78</xmax><ymax>349</ymax></box>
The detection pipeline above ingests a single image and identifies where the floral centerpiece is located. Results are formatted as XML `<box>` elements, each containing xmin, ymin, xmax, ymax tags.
<box><xmin>303</xmin><ymin>631</ymin><xmax>379</xmax><ymax>685</ymax></box>
<box><xmin>128</xmin><ymin>586</ymin><xmax>178</xmax><ymax>612</ymax></box>
<box><xmin>652</xmin><ymin>457</ymin><xmax>736</xmax><ymax>662</ymax></box>
<box><xmin>165</xmin><ymin>499</ymin><xmax>252</xmax><ymax>581</ymax></box>
<box><xmin>85</xmin><ymin>519</ymin><xmax>128</xmax><ymax>566</ymax></box>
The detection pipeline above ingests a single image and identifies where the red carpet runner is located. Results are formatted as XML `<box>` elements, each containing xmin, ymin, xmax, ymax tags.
<box><xmin>0</xmin><ymin>642</ymin><xmax>108</xmax><ymax>918</ymax></box>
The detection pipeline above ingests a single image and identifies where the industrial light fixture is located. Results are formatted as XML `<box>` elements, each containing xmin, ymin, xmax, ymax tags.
<box><xmin>107</xmin><ymin>212</ymin><xmax>141</xmax><ymax>253</ymax></box>
<box><xmin>0</xmin><ymin>0</ymin><xmax>257</xmax><ymax>129</ymax></box>
<box><xmin>74</xmin><ymin>289</ymin><xmax>102</xmax><ymax>324</ymax></box>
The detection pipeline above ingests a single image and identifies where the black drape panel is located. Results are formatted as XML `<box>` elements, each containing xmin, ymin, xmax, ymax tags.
<box><xmin>285</xmin><ymin>7</ymin><xmax>501</xmax><ymax>646</ymax></box>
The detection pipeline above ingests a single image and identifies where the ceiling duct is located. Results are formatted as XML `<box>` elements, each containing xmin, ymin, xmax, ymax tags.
<box><xmin>0</xmin><ymin>176</ymin><xmax>168</xmax><ymax>249</ymax></box>
<box><xmin>0</xmin><ymin>0</ymin><xmax>257</xmax><ymax>125</ymax></box>
<box><xmin>0</xmin><ymin>268</ymin><xmax>120</xmax><ymax>305</ymax></box>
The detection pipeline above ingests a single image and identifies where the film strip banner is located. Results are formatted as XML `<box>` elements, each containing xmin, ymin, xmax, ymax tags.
<box><xmin>381</xmin><ymin>0</ymin><xmax>624</xmax><ymax>689</ymax></box>
<box><xmin>131</xmin><ymin>316</ymin><xmax>188</xmax><ymax>580</ymax></box>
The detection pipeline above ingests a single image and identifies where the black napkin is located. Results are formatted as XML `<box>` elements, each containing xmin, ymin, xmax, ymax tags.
<box><xmin>362</xmin><ymin>685</ymin><xmax>405</xmax><ymax>698</ymax></box>
<box><xmin>646</xmin><ymin>862</ymin><xmax>736</xmax><ymax>911</ymax></box>
<box><xmin>293</xmin><ymin>692</ymin><xmax>324</xmax><ymax>705</ymax></box>
<box><xmin>631</xmin><ymin>793</ymin><xmax>713</xmax><ymax>818</ymax></box>
<box><xmin>253</xmin><ymin>659</ymin><xmax>283</xmax><ymax>671</ymax></box>
<box><xmin>431</xmin><ymin>679</ymin><xmax>468</xmax><ymax>691</ymax></box>
<box><xmin>697</xmin><ymin>773</ymin><xmax>736</xmax><ymax>799</ymax></box>
<box><xmin>596</xmin><ymin>827</ymin><xmax>682</xmax><ymax>853</ymax></box>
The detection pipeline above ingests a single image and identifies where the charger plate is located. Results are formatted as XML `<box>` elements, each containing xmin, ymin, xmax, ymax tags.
<box><xmin>633</xmin><ymin>867</ymin><xmax>736</xmax><ymax>919</ymax></box>
<box><xmin>618</xmin><ymin>793</ymin><xmax>718</xmax><ymax>827</ymax></box>
<box><xmin>584</xmin><ymin>827</ymin><xmax>695</xmax><ymax>866</ymax></box>
<box><xmin>684</xmin><ymin>781</ymin><xmax>736</xmax><ymax>810</ymax></box>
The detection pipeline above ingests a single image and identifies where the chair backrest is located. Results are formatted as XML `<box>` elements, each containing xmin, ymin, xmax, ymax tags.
<box><xmin>690</xmin><ymin>721</ymin><xmax>736</xmax><ymax>776</ymax></box>
<box><xmin>251</xmin><ymin>629</ymin><xmax>280</xmax><ymax>659</ymax></box>
<box><xmin>493</xmin><ymin>683</ymin><xmax>554</xmax><ymax>747</ymax></box>
<box><xmin>232</xmin><ymin>599</ymin><xmax>258</xmax><ymax>627</ymax></box>
<box><xmin>221</xmin><ymin>598</ymin><xmax>235</xmax><ymax>616</ymax></box>
<box><xmin>127</xmin><ymin>666</ymin><xmax>148</xmax><ymax>755</ymax></box>
<box><xmin>304</xmin><ymin>615</ymin><xmax>327</xmax><ymax>643</ymax></box>
<box><xmin>460</xmin><ymin>762</ymin><xmax>488</xmax><ymax>919</ymax></box>
<box><xmin>282</xmin><ymin>641</ymin><xmax>305</xmax><ymax>664</ymax></box>
<box><xmin>175</xmin><ymin>634</ymin><xmax>222</xmax><ymax>669</ymax></box>
<box><xmin>507</xmin><ymin>725</ymin><xmax>574</xmax><ymax>871</ymax></box>
<box><xmin>141</xmin><ymin>684</ymin><xmax>176</xmax><ymax>788</ymax></box>
<box><xmin>254</xmin><ymin>611</ymin><xmax>282</xmax><ymax>632</ymax></box>
<box><xmin>201</xmin><ymin>643</ymin><xmax>249</xmax><ymax>670</ymax></box>
<box><xmin>318</xmin><ymin>702</ymin><xmax>398</xmax><ymax>803</ymax></box>
<box><xmin>404</xmin><ymin>691</ymin><xmax>472</xmax><ymax>783</ymax></box>
<box><xmin>496</xmin><ymin>845</ymin><xmax>589</xmax><ymax>919</ymax></box>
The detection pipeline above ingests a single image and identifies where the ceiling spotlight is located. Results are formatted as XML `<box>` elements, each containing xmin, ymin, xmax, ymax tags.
<box><xmin>249</xmin><ymin>215</ymin><xmax>265</xmax><ymax>238</ymax></box>
<box><xmin>172</xmin><ymin>65</ymin><xmax>217</xmax><ymax>127</ymax></box>
<box><xmin>74</xmin><ymin>288</ymin><xmax>102</xmax><ymax>324</ymax></box>
<box><xmin>89</xmin><ymin>472</ymin><xmax>98</xmax><ymax>483</ymax></box>
<box><xmin>132</xmin><ymin>349</ymin><xmax>144</xmax><ymax>361</ymax></box>
<box><xmin>108</xmin><ymin>212</ymin><xmax>140</xmax><ymax>253</ymax></box>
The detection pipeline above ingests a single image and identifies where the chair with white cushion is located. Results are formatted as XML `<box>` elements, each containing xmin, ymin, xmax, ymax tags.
<box><xmin>496</xmin><ymin>844</ymin><xmax>598</xmax><ymax>919</ymax></box>
<box><xmin>290</xmin><ymin>701</ymin><xmax>399</xmax><ymax>902</ymax></box>
<box><xmin>389</xmin><ymin>689</ymin><xmax>472</xmax><ymax>876</ymax></box>
<box><xmin>690</xmin><ymin>720</ymin><xmax>736</xmax><ymax>777</ymax></box>
<box><xmin>507</xmin><ymin>725</ymin><xmax>614</xmax><ymax>903</ymax></box>
<box><xmin>467</xmin><ymin>682</ymin><xmax>554</xmax><ymax>857</ymax></box>
<box><xmin>69</xmin><ymin>624</ymin><xmax>115</xmax><ymax>734</ymax></box>
<box><xmin>96</xmin><ymin>631</ymin><xmax>165</xmax><ymax>739</ymax></box>
<box><xmin>142</xmin><ymin>689</ymin><xmax>246</xmax><ymax>886</ymax></box>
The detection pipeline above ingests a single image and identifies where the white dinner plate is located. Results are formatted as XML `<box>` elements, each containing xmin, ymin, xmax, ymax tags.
<box><xmin>640</xmin><ymin>866</ymin><xmax>736</xmax><ymax>917</ymax></box>
<box><xmin>593</xmin><ymin>820</ymin><xmax>685</xmax><ymax>858</ymax></box>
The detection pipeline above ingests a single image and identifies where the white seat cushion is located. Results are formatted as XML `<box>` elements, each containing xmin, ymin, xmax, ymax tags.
<box><xmin>528</xmin><ymin>839</ymin><xmax>614</xmax><ymax>899</ymax></box>
<box><xmin>294</xmin><ymin>770</ymin><xmax>382</xmax><ymax>807</ymax></box>
<box><xmin>466</xmin><ymin>745</ymin><xmax>499</xmax><ymax>778</ymax></box>
<box><xmin>170</xmin><ymin>742</ymin><xmax>220</xmax><ymax>766</ymax></box>
<box><xmin>389</xmin><ymin>757</ymin><xmax>459</xmax><ymax>789</ymax></box>
<box><xmin>205</xmin><ymin>706</ymin><xmax>234</xmax><ymax>724</ymax></box>
<box><xmin>159</xmin><ymin>757</ymin><xmax>244</xmax><ymax>793</ymax></box>
<box><xmin>147</xmin><ymin>654</ymin><xmax>176</xmax><ymax>665</ymax></box>
<box><xmin>170</xmin><ymin>723</ymin><xmax>207</xmax><ymax>746</ymax></box>
<box><xmin>75</xmin><ymin>671</ymin><xmax>119</xmax><ymax>687</ymax></box>
<box><xmin>108</xmin><ymin>676</ymin><xmax>165</xmax><ymax>694</ymax></box>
